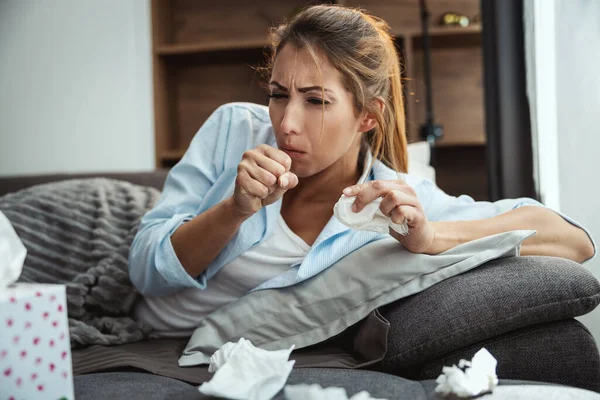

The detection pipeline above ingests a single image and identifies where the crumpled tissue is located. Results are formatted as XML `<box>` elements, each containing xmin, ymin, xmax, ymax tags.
<box><xmin>198</xmin><ymin>337</ymin><xmax>295</xmax><ymax>400</ymax></box>
<box><xmin>333</xmin><ymin>195</ymin><xmax>409</xmax><ymax>235</ymax></box>
<box><xmin>434</xmin><ymin>347</ymin><xmax>499</xmax><ymax>397</ymax></box>
<box><xmin>284</xmin><ymin>384</ymin><xmax>387</xmax><ymax>400</ymax></box>
<box><xmin>0</xmin><ymin>210</ymin><xmax>26</xmax><ymax>288</ymax></box>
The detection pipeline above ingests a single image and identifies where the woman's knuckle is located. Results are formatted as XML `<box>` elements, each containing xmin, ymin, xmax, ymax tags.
<box><xmin>392</xmin><ymin>213</ymin><xmax>404</xmax><ymax>224</ymax></box>
<box><xmin>265</xmin><ymin>173</ymin><xmax>276</xmax><ymax>185</ymax></box>
<box><xmin>242</xmin><ymin>150</ymin><xmax>255</xmax><ymax>161</ymax></box>
<box><xmin>356</xmin><ymin>191</ymin><xmax>367</xmax><ymax>203</ymax></box>
<box><xmin>280</xmin><ymin>154</ymin><xmax>292</xmax><ymax>170</ymax></box>
<box><xmin>369</xmin><ymin>180</ymin><xmax>383</xmax><ymax>190</ymax></box>
<box><xmin>391</xmin><ymin>190</ymin><xmax>403</xmax><ymax>202</ymax></box>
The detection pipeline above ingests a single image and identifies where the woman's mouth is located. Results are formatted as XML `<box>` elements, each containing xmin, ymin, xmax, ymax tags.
<box><xmin>280</xmin><ymin>146</ymin><xmax>307</xmax><ymax>159</ymax></box>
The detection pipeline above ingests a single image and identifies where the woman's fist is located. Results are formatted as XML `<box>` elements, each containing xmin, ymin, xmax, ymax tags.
<box><xmin>232</xmin><ymin>144</ymin><xmax>299</xmax><ymax>215</ymax></box>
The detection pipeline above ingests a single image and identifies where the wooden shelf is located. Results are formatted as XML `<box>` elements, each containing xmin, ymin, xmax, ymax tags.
<box><xmin>401</xmin><ymin>24</ymin><xmax>481</xmax><ymax>38</ymax></box>
<box><xmin>150</xmin><ymin>0</ymin><xmax>488</xmax><ymax>199</ymax></box>
<box><xmin>154</xmin><ymin>26</ymin><xmax>482</xmax><ymax>57</ymax></box>
<box><xmin>156</xmin><ymin>38</ymin><xmax>270</xmax><ymax>56</ymax></box>
<box><xmin>160</xmin><ymin>149</ymin><xmax>186</xmax><ymax>161</ymax></box>
<box><xmin>436</xmin><ymin>139</ymin><xmax>486</xmax><ymax>147</ymax></box>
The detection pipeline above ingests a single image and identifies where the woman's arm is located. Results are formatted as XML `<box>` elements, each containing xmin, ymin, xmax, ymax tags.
<box><xmin>170</xmin><ymin>197</ymin><xmax>250</xmax><ymax>278</ymax></box>
<box><xmin>344</xmin><ymin>178</ymin><xmax>595</xmax><ymax>265</ymax></box>
<box><xmin>425</xmin><ymin>205</ymin><xmax>595</xmax><ymax>263</ymax></box>
<box><xmin>172</xmin><ymin>144</ymin><xmax>297</xmax><ymax>279</ymax></box>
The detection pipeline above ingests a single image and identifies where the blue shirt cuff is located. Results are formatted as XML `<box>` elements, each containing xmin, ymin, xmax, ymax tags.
<box><xmin>154</xmin><ymin>214</ymin><xmax>209</xmax><ymax>290</ymax></box>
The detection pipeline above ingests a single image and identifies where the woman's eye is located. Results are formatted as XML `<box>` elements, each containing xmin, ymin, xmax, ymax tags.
<box><xmin>268</xmin><ymin>93</ymin><xmax>287</xmax><ymax>100</ymax></box>
<box><xmin>308</xmin><ymin>98</ymin><xmax>330</xmax><ymax>105</ymax></box>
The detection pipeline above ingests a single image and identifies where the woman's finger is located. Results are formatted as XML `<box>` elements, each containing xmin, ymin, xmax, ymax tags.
<box><xmin>257</xmin><ymin>144</ymin><xmax>292</xmax><ymax>171</ymax></box>
<box><xmin>379</xmin><ymin>189</ymin><xmax>418</xmax><ymax>216</ymax></box>
<box><xmin>342</xmin><ymin>184</ymin><xmax>363</xmax><ymax>196</ymax></box>
<box><xmin>263</xmin><ymin>171</ymin><xmax>299</xmax><ymax>206</ymax></box>
<box><xmin>390</xmin><ymin>205</ymin><xmax>419</xmax><ymax>226</ymax></box>
<box><xmin>245</xmin><ymin>161</ymin><xmax>278</xmax><ymax>192</ymax></box>
<box><xmin>238</xmin><ymin>170</ymin><xmax>270</xmax><ymax>199</ymax></box>
<box><xmin>351</xmin><ymin>180</ymin><xmax>393</xmax><ymax>213</ymax></box>
<box><xmin>278</xmin><ymin>171</ymin><xmax>299</xmax><ymax>190</ymax></box>
<box><xmin>343</xmin><ymin>179</ymin><xmax>409</xmax><ymax>196</ymax></box>
<box><xmin>253</xmin><ymin>152</ymin><xmax>287</xmax><ymax>178</ymax></box>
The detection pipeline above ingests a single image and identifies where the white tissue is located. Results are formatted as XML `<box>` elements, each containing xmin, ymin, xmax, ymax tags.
<box><xmin>0</xmin><ymin>210</ymin><xmax>26</xmax><ymax>288</ymax></box>
<box><xmin>199</xmin><ymin>337</ymin><xmax>295</xmax><ymax>400</ymax></box>
<box><xmin>434</xmin><ymin>348</ymin><xmax>499</xmax><ymax>397</ymax></box>
<box><xmin>284</xmin><ymin>384</ymin><xmax>388</xmax><ymax>400</ymax></box>
<box><xmin>333</xmin><ymin>195</ymin><xmax>409</xmax><ymax>235</ymax></box>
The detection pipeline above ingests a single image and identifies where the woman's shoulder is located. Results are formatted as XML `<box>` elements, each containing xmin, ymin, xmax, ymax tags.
<box><xmin>203</xmin><ymin>102</ymin><xmax>275</xmax><ymax>150</ymax></box>
<box><xmin>371</xmin><ymin>159</ymin><xmax>432</xmax><ymax>189</ymax></box>
<box><xmin>216</xmin><ymin>102</ymin><xmax>272</xmax><ymax>125</ymax></box>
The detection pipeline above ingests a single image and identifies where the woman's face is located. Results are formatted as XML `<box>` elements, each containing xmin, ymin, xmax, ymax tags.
<box><xmin>268</xmin><ymin>44</ymin><xmax>369</xmax><ymax>179</ymax></box>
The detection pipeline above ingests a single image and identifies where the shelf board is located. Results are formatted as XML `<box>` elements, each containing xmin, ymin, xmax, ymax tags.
<box><xmin>160</xmin><ymin>149</ymin><xmax>186</xmax><ymax>161</ymax></box>
<box><xmin>156</xmin><ymin>37</ymin><xmax>269</xmax><ymax>56</ymax></box>
<box><xmin>435</xmin><ymin>139</ymin><xmax>486</xmax><ymax>148</ymax></box>
<box><xmin>155</xmin><ymin>25</ymin><xmax>481</xmax><ymax>57</ymax></box>
<box><xmin>401</xmin><ymin>24</ymin><xmax>481</xmax><ymax>38</ymax></box>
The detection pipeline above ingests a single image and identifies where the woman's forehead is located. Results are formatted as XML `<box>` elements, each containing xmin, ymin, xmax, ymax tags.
<box><xmin>271</xmin><ymin>44</ymin><xmax>343</xmax><ymax>90</ymax></box>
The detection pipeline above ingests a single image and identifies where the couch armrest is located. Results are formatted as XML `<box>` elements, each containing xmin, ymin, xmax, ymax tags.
<box><xmin>379</xmin><ymin>256</ymin><xmax>600</xmax><ymax>369</ymax></box>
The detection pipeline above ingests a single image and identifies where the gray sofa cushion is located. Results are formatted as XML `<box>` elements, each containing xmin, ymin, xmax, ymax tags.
<box><xmin>74</xmin><ymin>370</ymin><xmax>427</xmax><ymax>400</ymax></box>
<box><xmin>74</xmin><ymin>371</ymin><xmax>597</xmax><ymax>399</ymax></box>
<box><xmin>380</xmin><ymin>256</ymin><xmax>600</xmax><ymax>371</ymax></box>
<box><xmin>419</xmin><ymin>319</ymin><xmax>600</xmax><ymax>393</ymax></box>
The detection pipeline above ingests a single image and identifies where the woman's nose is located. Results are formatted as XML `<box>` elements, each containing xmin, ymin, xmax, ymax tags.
<box><xmin>280</xmin><ymin>103</ymin><xmax>303</xmax><ymax>135</ymax></box>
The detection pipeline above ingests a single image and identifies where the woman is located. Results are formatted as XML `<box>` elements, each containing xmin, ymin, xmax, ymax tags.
<box><xmin>129</xmin><ymin>5</ymin><xmax>595</xmax><ymax>337</ymax></box>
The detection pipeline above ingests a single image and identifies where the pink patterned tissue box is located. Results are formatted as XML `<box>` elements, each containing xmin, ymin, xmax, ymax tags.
<box><xmin>0</xmin><ymin>283</ymin><xmax>74</xmax><ymax>400</ymax></box>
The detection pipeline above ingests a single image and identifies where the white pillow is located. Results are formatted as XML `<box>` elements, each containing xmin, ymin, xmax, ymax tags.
<box><xmin>407</xmin><ymin>141</ymin><xmax>436</xmax><ymax>183</ymax></box>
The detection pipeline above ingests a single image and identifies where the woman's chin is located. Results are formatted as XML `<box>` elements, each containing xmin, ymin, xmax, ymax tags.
<box><xmin>289</xmin><ymin>165</ymin><xmax>311</xmax><ymax>179</ymax></box>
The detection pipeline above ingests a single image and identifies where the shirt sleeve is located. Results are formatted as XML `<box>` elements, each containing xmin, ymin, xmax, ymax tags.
<box><xmin>409</xmin><ymin>176</ymin><xmax>597</xmax><ymax>265</ymax></box>
<box><xmin>128</xmin><ymin>104</ymin><xmax>234</xmax><ymax>296</ymax></box>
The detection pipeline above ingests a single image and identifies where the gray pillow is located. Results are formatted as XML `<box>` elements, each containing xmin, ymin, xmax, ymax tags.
<box><xmin>179</xmin><ymin>230</ymin><xmax>536</xmax><ymax>367</ymax></box>
<box><xmin>380</xmin><ymin>255</ymin><xmax>600</xmax><ymax>372</ymax></box>
<box><xmin>0</xmin><ymin>178</ymin><xmax>160</xmax><ymax>347</ymax></box>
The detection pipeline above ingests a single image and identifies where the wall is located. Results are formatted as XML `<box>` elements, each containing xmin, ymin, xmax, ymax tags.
<box><xmin>553</xmin><ymin>0</ymin><xmax>600</xmax><ymax>344</ymax></box>
<box><xmin>526</xmin><ymin>0</ymin><xmax>600</xmax><ymax>345</ymax></box>
<box><xmin>0</xmin><ymin>0</ymin><xmax>154</xmax><ymax>176</ymax></box>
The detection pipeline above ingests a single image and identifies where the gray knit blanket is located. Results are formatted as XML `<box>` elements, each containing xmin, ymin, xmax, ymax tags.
<box><xmin>0</xmin><ymin>178</ymin><xmax>161</xmax><ymax>348</ymax></box>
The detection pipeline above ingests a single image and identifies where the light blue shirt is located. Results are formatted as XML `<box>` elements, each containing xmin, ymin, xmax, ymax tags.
<box><xmin>128</xmin><ymin>102</ymin><xmax>596</xmax><ymax>296</ymax></box>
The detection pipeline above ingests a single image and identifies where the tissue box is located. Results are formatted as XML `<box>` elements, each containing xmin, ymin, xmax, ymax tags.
<box><xmin>0</xmin><ymin>283</ymin><xmax>74</xmax><ymax>400</ymax></box>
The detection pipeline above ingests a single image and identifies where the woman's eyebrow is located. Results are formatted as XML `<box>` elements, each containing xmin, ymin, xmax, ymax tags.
<box><xmin>269</xmin><ymin>81</ymin><xmax>333</xmax><ymax>94</ymax></box>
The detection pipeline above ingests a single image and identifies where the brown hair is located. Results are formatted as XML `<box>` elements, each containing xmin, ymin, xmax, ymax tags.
<box><xmin>257</xmin><ymin>4</ymin><xmax>408</xmax><ymax>172</ymax></box>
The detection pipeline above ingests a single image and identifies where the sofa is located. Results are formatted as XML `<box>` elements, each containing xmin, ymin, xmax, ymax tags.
<box><xmin>1</xmin><ymin>170</ymin><xmax>600</xmax><ymax>399</ymax></box>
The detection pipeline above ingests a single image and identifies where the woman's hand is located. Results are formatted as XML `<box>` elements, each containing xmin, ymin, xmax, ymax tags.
<box><xmin>233</xmin><ymin>144</ymin><xmax>299</xmax><ymax>216</ymax></box>
<box><xmin>343</xmin><ymin>179</ymin><xmax>436</xmax><ymax>253</ymax></box>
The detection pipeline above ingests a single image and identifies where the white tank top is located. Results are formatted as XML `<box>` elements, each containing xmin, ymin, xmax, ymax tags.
<box><xmin>132</xmin><ymin>214</ymin><xmax>311</xmax><ymax>337</ymax></box>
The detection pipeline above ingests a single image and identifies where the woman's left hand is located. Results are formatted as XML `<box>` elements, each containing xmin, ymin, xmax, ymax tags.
<box><xmin>343</xmin><ymin>179</ymin><xmax>436</xmax><ymax>254</ymax></box>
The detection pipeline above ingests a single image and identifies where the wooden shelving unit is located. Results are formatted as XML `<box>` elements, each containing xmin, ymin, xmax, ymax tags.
<box><xmin>150</xmin><ymin>0</ymin><xmax>487</xmax><ymax>200</ymax></box>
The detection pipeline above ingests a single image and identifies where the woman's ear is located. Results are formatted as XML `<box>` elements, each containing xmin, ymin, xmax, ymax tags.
<box><xmin>358</xmin><ymin>97</ymin><xmax>386</xmax><ymax>133</ymax></box>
